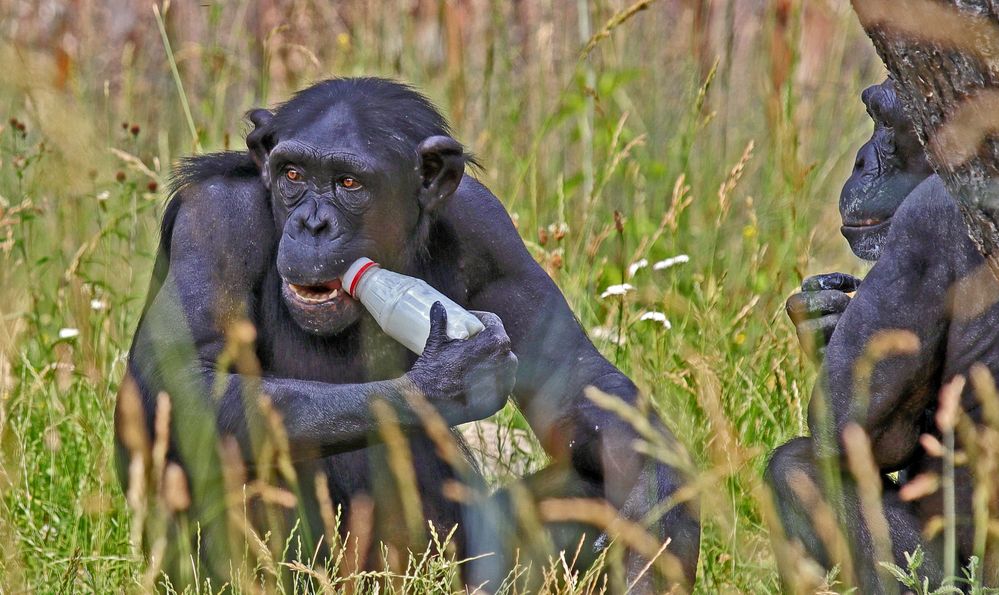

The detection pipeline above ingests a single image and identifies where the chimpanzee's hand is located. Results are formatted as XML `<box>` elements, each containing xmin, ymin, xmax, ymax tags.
<box><xmin>406</xmin><ymin>302</ymin><xmax>518</xmax><ymax>425</ymax></box>
<box><xmin>785</xmin><ymin>273</ymin><xmax>861</xmax><ymax>363</ymax></box>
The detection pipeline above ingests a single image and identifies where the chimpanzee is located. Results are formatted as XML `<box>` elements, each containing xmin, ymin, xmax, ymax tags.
<box><xmin>770</xmin><ymin>78</ymin><xmax>995</xmax><ymax>591</ymax></box>
<box><xmin>117</xmin><ymin>77</ymin><xmax>699</xmax><ymax>591</ymax></box>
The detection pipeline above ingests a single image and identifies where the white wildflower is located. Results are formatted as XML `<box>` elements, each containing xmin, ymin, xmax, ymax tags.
<box><xmin>600</xmin><ymin>283</ymin><xmax>635</xmax><ymax>299</ymax></box>
<box><xmin>590</xmin><ymin>326</ymin><xmax>626</xmax><ymax>346</ymax></box>
<box><xmin>96</xmin><ymin>191</ymin><xmax>110</xmax><ymax>202</ymax></box>
<box><xmin>627</xmin><ymin>259</ymin><xmax>648</xmax><ymax>279</ymax></box>
<box><xmin>90</xmin><ymin>299</ymin><xmax>107</xmax><ymax>311</ymax></box>
<box><xmin>58</xmin><ymin>328</ymin><xmax>80</xmax><ymax>339</ymax></box>
<box><xmin>639</xmin><ymin>311</ymin><xmax>672</xmax><ymax>329</ymax></box>
<box><xmin>653</xmin><ymin>254</ymin><xmax>690</xmax><ymax>271</ymax></box>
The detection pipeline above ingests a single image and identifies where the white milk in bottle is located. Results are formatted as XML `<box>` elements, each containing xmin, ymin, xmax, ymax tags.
<box><xmin>341</xmin><ymin>257</ymin><xmax>485</xmax><ymax>355</ymax></box>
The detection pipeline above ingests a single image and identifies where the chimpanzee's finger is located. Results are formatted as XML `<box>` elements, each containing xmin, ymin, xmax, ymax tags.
<box><xmin>794</xmin><ymin>314</ymin><xmax>841</xmax><ymax>362</ymax></box>
<box><xmin>469</xmin><ymin>310</ymin><xmax>504</xmax><ymax>331</ymax></box>
<box><xmin>426</xmin><ymin>302</ymin><xmax>449</xmax><ymax>349</ymax></box>
<box><xmin>786</xmin><ymin>290</ymin><xmax>851</xmax><ymax>324</ymax></box>
<box><xmin>801</xmin><ymin>272</ymin><xmax>862</xmax><ymax>293</ymax></box>
<box><xmin>795</xmin><ymin>314</ymin><xmax>841</xmax><ymax>344</ymax></box>
<box><xmin>468</xmin><ymin>311</ymin><xmax>511</xmax><ymax>353</ymax></box>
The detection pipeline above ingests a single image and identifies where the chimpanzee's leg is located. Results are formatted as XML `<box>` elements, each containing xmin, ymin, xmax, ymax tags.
<box><xmin>766</xmin><ymin>437</ymin><xmax>943</xmax><ymax>593</ymax></box>
<box><xmin>316</xmin><ymin>434</ymin><xmax>480</xmax><ymax>573</ymax></box>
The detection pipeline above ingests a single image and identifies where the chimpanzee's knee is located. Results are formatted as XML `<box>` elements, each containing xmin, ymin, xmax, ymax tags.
<box><xmin>764</xmin><ymin>437</ymin><xmax>832</xmax><ymax>567</ymax></box>
<box><xmin>765</xmin><ymin>436</ymin><xmax>815</xmax><ymax>489</ymax></box>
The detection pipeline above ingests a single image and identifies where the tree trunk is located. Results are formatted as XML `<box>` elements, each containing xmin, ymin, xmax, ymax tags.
<box><xmin>852</xmin><ymin>0</ymin><xmax>999</xmax><ymax>278</ymax></box>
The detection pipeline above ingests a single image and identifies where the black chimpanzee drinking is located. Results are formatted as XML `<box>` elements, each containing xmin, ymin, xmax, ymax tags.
<box><xmin>770</xmin><ymin>79</ymin><xmax>997</xmax><ymax>591</ymax></box>
<box><xmin>117</xmin><ymin>78</ymin><xmax>699</xmax><ymax>592</ymax></box>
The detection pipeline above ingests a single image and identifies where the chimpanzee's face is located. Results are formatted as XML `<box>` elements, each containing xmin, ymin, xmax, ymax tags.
<box><xmin>246</xmin><ymin>96</ymin><xmax>466</xmax><ymax>338</ymax></box>
<box><xmin>262</xmin><ymin>104</ymin><xmax>424</xmax><ymax>336</ymax></box>
<box><xmin>838</xmin><ymin>79</ymin><xmax>934</xmax><ymax>261</ymax></box>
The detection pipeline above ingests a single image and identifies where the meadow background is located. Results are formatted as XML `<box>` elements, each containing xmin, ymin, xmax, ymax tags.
<box><xmin>0</xmin><ymin>0</ymin><xmax>886</xmax><ymax>592</ymax></box>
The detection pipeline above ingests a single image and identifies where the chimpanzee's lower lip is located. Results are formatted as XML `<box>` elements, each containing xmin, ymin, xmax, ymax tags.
<box><xmin>840</xmin><ymin>218</ymin><xmax>892</xmax><ymax>252</ymax></box>
<box><xmin>841</xmin><ymin>217</ymin><xmax>891</xmax><ymax>230</ymax></box>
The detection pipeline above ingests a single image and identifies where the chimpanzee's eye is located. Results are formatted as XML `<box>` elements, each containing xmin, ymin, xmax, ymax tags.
<box><xmin>338</xmin><ymin>176</ymin><xmax>362</xmax><ymax>191</ymax></box>
<box><xmin>277</xmin><ymin>166</ymin><xmax>306</xmax><ymax>204</ymax></box>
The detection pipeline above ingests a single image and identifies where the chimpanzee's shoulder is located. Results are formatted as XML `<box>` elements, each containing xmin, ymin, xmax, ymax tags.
<box><xmin>168</xmin><ymin>152</ymin><xmax>270</xmax><ymax>221</ymax></box>
<box><xmin>445</xmin><ymin>176</ymin><xmax>522</xmax><ymax>242</ymax></box>
<box><xmin>894</xmin><ymin>176</ymin><xmax>959</xmax><ymax>228</ymax></box>
<box><xmin>892</xmin><ymin>175</ymin><xmax>965</xmax><ymax>241</ymax></box>
<box><xmin>171</xmin><ymin>151</ymin><xmax>260</xmax><ymax>192</ymax></box>
<box><xmin>889</xmin><ymin>175</ymin><xmax>988</xmax><ymax>276</ymax></box>
<box><xmin>159</xmin><ymin>152</ymin><xmax>274</xmax><ymax>272</ymax></box>
<box><xmin>452</xmin><ymin>176</ymin><xmax>513</xmax><ymax>217</ymax></box>
<box><xmin>440</xmin><ymin>176</ymin><xmax>538</xmax><ymax>276</ymax></box>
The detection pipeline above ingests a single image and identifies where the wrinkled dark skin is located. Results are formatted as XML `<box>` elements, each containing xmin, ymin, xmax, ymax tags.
<box><xmin>116</xmin><ymin>78</ymin><xmax>698</xmax><ymax>592</ymax></box>
<box><xmin>770</xmin><ymin>81</ymin><xmax>995</xmax><ymax>592</ymax></box>
<box><xmin>786</xmin><ymin>79</ymin><xmax>933</xmax><ymax>362</ymax></box>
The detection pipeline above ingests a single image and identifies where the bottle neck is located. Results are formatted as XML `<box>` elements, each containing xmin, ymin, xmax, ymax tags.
<box><xmin>347</xmin><ymin>260</ymin><xmax>380</xmax><ymax>298</ymax></box>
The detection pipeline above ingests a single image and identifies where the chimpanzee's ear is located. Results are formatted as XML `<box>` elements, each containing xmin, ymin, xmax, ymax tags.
<box><xmin>246</xmin><ymin>109</ymin><xmax>275</xmax><ymax>184</ymax></box>
<box><xmin>417</xmin><ymin>136</ymin><xmax>465</xmax><ymax>213</ymax></box>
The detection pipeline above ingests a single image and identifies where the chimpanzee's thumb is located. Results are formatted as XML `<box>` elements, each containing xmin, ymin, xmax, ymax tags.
<box><xmin>425</xmin><ymin>302</ymin><xmax>449</xmax><ymax>351</ymax></box>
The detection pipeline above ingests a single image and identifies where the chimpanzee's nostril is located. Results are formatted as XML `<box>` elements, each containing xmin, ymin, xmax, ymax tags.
<box><xmin>855</xmin><ymin>156</ymin><xmax>865</xmax><ymax>171</ymax></box>
<box><xmin>302</xmin><ymin>216</ymin><xmax>330</xmax><ymax>236</ymax></box>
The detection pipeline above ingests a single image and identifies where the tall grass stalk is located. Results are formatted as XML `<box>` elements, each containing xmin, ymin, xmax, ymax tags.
<box><xmin>153</xmin><ymin>3</ymin><xmax>203</xmax><ymax>154</ymax></box>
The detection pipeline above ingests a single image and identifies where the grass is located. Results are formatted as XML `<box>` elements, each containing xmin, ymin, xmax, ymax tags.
<box><xmin>0</xmin><ymin>0</ymin><xmax>974</xmax><ymax>592</ymax></box>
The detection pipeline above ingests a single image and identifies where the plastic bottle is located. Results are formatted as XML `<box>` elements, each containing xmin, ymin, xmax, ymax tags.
<box><xmin>341</xmin><ymin>257</ymin><xmax>485</xmax><ymax>355</ymax></box>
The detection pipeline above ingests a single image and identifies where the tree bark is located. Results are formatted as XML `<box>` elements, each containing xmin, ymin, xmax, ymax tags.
<box><xmin>852</xmin><ymin>0</ymin><xmax>999</xmax><ymax>278</ymax></box>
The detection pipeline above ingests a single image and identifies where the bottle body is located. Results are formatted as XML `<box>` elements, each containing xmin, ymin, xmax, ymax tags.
<box><xmin>343</xmin><ymin>258</ymin><xmax>485</xmax><ymax>355</ymax></box>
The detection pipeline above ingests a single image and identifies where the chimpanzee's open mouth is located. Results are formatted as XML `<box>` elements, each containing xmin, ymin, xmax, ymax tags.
<box><xmin>286</xmin><ymin>278</ymin><xmax>347</xmax><ymax>304</ymax></box>
<box><xmin>280</xmin><ymin>276</ymin><xmax>363</xmax><ymax>335</ymax></box>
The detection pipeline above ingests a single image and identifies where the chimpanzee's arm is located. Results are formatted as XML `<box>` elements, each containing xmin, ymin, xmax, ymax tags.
<box><xmin>448</xmin><ymin>178</ymin><xmax>700</xmax><ymax>583</ymax></box>
<box><xmin>813</xmin><ymin>176</ymin><xmax>964</xmax><ymax>469</ymax></box>
<box><xmin>129</xmin><ymin>178</ymin><xmax>447</xmax><ymax>460</ymax></box>
<box><xmin>452</xmin><ymin>180</ymin><xmax>653</xmax><ymax>479</ymax></box>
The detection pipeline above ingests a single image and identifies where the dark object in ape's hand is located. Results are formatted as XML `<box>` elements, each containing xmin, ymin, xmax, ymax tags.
<box><xmin>116</xmin><ymin>77</ymin><xmax>699</xmax><ymax>592</ymax></box>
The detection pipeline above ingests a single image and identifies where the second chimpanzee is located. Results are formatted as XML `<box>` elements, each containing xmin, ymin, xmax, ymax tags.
<box><xmin>771</xmin><ymin>79</ymin><xmax>997</xmax><ymax>591</ymax></box>
<box><xmin>118</xmin><ymin>78</ymin><xmax>700</xmax><ymax>591</ymax></box>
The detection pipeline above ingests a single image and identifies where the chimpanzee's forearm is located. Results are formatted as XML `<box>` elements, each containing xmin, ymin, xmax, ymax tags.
<box><xmin>215</xmin><ymin>372</ymin><xmax>420</xmax><ymax>459</ymax></box>
<box><xmin>545</xmin><ymin>367</ymin><xmax>700</xmax><ymax>588</ymax></box>
<box><xmin>128</xmin><ymin>347</ymin><xmax>423</xmax><ymax>461</ymax></box>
